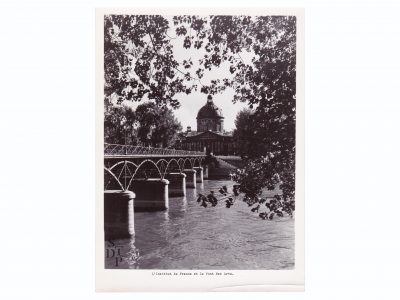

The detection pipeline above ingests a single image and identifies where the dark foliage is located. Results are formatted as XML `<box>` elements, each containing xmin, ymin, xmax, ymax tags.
<box><xmin>104</xmin><ymin>102</ymin><xmax>182</xmax><ymax>148</ymax></box>
<box><xmin>105</xmin><ymin>15</ymin><xmax>296</xmax><ymax>219</ymax></box>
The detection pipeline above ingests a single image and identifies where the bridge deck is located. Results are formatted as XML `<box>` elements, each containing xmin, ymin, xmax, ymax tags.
<box><xmin>104</xmin><ymin>143</ymin><xmax>205</xmax><ymax>157</ymax></box>
<box><xmin>105</xmin><ymin>154</ymin><xmax>205</xmax><ymax>159</ymax></box>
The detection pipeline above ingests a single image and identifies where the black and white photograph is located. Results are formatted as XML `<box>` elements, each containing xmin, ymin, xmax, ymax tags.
<box><xmin>101</xmin><ymin>12</ymin><xmax>299</xmax><ymax>271</ymax></box>
<box><xmin>4</xmin><ymin>0</ymin><xmax>400</xmax><ymax>298</ymax></box>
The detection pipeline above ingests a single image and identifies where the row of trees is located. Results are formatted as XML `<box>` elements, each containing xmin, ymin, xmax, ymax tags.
<box><xmin>104</xmin><ymin>102</ymin><xmax>182</xmax><ymax>148</ymax></box>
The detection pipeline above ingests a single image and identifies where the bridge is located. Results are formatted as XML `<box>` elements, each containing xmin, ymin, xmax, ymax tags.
<box><xmin>103</xmin><ymin>143</ymin><xmax>208</xmax><ymax>239</ymax></box>
<box><xmin>104</xmin><ymin>143</ymin><xmax>207</xmax><ymax>190</ymax></box>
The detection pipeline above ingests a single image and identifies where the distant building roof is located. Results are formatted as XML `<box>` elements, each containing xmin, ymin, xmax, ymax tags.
<box><xmin>183</xmin><ymin>130</ymin><xmax>233</xmax><ymax>139</ymax></box>
<box><xmin>196</xmin><ymin>95</ymin><xmax>224</xmax><ymax>119</ymax></box>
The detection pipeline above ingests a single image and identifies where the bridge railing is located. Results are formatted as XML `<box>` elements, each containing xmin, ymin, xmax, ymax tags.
<box><xmin>104</xmin><ymin>143</ymin><xmax>205</xmax><ymax>156</ymax></box>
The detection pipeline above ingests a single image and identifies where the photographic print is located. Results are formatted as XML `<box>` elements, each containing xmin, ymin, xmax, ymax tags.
<box><xmin>96</xmin><ymin>8</ymin><xmax>304</xmax><ymax>291</ymax></box>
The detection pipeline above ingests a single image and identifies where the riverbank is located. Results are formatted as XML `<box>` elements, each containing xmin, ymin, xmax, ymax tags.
<box><xmin>207</xmin><ymin>156</ymin><xmax>242</xmax><ymax>180</ymax></box>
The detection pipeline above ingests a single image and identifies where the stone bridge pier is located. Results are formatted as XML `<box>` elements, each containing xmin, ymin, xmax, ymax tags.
<box><xmin>183</xmin><ymin>169</ymin><xmax>196</xmax><ymax>188</ymax></box>
<box><xmin>165</xmin><ymin>172</ymin><xmax>186</xmax><ymax>197</ymax></box>
<box><xmin>104</xmin><ymin>190</ymin><xmax>135</xmax><ymax>239</ymax></box>
<box><xmin>193</xmin><ymin>167</ymin><xmax>204</xmax><ymax>183</ymax></box>
<box><xmin>202</xmin><ymin>165</ymin><xmax>209</xmax><ymax>179</ymax></box>
<box><xmin>130</xmin><ymin>179</ymin><xmax>169</xmax><ymax>211</ymax></box>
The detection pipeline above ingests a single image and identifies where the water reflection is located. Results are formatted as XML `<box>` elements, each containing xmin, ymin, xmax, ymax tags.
<box><xmin>168</xmin><ymin>196</ymin><xmax>187</xmax><ymax>219</ymax></box>
<box><xmin>187</xmin><ymin>186</ymin><xmax>198</xmax><ymax>199</ymax></box>
<box><xmin>106</xmin><ymin>179</ymin><xmax>294</xmax><ymax>270</ymax></box>
<box><xmin>105</xmin><ymin>237</ymin><xmax>140</xmax><ymax>269</ymax></box>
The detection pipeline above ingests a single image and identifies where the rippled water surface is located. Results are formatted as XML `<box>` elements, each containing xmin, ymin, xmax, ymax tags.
<box><xmin>105</xmin><ymin>180</ymin><xmax>294</xmax><ymax>269</ymax></box>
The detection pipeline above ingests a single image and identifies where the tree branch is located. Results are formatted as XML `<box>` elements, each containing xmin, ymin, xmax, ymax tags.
<box><xmin>146</xmin><ymin>23</ymin><xmax>205</xmax><ymax>87</ymax></box>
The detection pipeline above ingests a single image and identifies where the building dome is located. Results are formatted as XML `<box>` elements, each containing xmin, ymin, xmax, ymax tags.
<box><xmin>196</xmin><ymin>95</ymin><xmax>224</xmax><ymax>119</ymax></box>
<box><xmin>196</xmin><ymin>95</ymin><xmax>224</xmax><ymax>132</ymax></box>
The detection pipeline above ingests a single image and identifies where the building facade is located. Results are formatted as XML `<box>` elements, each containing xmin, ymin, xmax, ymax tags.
<box><xmin>179</xmin><ymin>95</ymin><xmax>236</xmax><ymax>155</ymax></box>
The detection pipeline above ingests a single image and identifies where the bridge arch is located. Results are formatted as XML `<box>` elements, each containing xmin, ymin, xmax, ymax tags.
<box><xmin>177</xmin><ymin>158</ymin><xmax>185</xmax><ymax>170</ymax></box>
<box><xmin>193</xmin><ymin>157</ymin><xmax>203</xmax><ymax>168</ymax></box>
<box><xmin>132</xmin><ymin>159</ymin><xmax>162</xmax><ymax>179</ymax></box>
<box><xmin>126</xmin><ymin>159</ymin><xmax>163</xmax><ymax>190</ymax></box>
<box><xmin>109</xmin><ymin>161</ymin><xmax>138</xmax><ymax>179</ymax></box>
<box><xmin>109</xmin><ymin>160</ymin><xmax>138</xmax><ymax>172</ymax></box>
<box><xmin>156</xmin><ymin>159</ymin><xmax>169</xmax><ymax>179</ymax></box>
<box><xmin>107</xmin><ymin>161</ymin><xmax>139</xmax><ymax>190</ymax></box>
<box><xmin>104</xmin><ymin>167</ymin><xmax>124</xmax><ymax>190</ymax></box>
<box><xmin>164</xmin><ymin>158</ymin><xmax>182</xmax><ymax>175</ymax></box>
<box><xmin>183</xmin><ymin>158</ymin><xmax>194</xmax><ymax>170</ymax></box>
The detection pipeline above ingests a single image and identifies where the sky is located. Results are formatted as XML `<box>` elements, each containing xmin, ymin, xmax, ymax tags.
<box><xmin>173</xmin><ymin>86</ymin><xmax>247</xmax><ymax>132</ymax></box>
<box><xmin>122</xmin><ymin>16</ymin><xmax>251</xmax><ymax>132</ymax></box>
<box><xmin>168</xmin><ymin>17</ymin><xmax>250</xmax><ymax>132</ymax></box>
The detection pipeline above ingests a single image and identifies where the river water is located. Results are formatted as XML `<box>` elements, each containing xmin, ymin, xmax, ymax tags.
<box><xmin>105</xmin><ymin>179</ymin><xmax>294</xmax><ymax>270</ymax></box>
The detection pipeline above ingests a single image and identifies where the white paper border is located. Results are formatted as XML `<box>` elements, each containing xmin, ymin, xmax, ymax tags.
<box><xmin>95</xmin><ymin>7</ymin><xmax>304</xmax><ymax>292</ymax></box>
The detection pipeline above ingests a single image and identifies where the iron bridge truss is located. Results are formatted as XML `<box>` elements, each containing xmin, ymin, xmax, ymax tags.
<box><xmin>104</xmin><ymin>143</ymin><xmax>206</xmax><ymax>191</ymax></box>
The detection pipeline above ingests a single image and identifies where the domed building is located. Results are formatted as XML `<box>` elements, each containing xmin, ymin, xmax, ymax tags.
<box><xmin>179</xmin><ymin>95</ymin><xmax>236</xmax><ymax>155</ymax></box>
<box><xmin>197</xmin><ymin>95</ymin><xmax>224</xmax><ymax>132</ymax></box>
